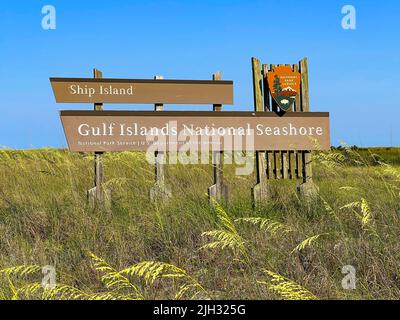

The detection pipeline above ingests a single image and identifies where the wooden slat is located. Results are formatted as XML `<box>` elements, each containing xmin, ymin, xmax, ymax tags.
<box><xmin>276</xmin><ymin>151</ymin><xmax>282</xmax><ymax>179</ymax></box>
<box><xmin>269</xmin><ymin>64</ymin><xmax>278</xmax><ymax>113</ymax></box>
<box><xmin>273</xmin><ymin>151</ymin><xmax>279</xmax><ymax>179</ymax></box>
<box><xmin>251</xmin><ymin>58</ymin><xmax>268</xmax><ymax>204</ymax></box>
<box><xmin>299</xmin><ymin>58</ymin><xmax>310</xmax><ymax>112</ymax></box>
<box><xmin>303</xmin><ymin>154</ymin><xmax>313</xmax><ymax>183</ymax></box>
<box><xmin>297</xmin><ymin>151</ymin><xmax>303</xmax><ymax>179</ymax></box>
<box><xmin>266</xmin><ymin>151</ymin><xmax>273</xmax><ymax>180</ymax></box>
<box><xmin>288</xmin><ymin>151</ymin><xmax>294</xmax><ymax>179</ymax></box>
<box><xmin>293</xmin><ymin>64</ymin><xmax>301</xmax><ymax>112</ymax></box>
<box><xmin>252</xmin><ymin>58</ymin><xmax>263</xmax><ymax>112</ymax></box>
<box><xmin>281</xmin><ymin>151</ymin><xmax>288</xmax><ymax>179</ymax></box>
<box><xmin>284</xmin><ymin>66</ymin><xmax>290</xmax><ymax>180</ymax></box>
<box><xmin>262</xmin><ymin>64</ymin><xmax>272</xmax><ymax>180</ymax></box>
<box><xmin>269</xmin><ymin>64</ymin><xmax>280</xmax><ymax>180</ymax></box>
<box><xmin>299</xmin><ymin>58</ymin><xmax>313</xmax><ymax>183</ymax></box>
<box><xmin>262</xmin><ymin>64</ymin><xmax>271</xmax><ymax>111</ymax></box>
<box><xmin>292</xmin><ymin>64</ymin><xmax>302</xmax><ymax>180</ymax></box>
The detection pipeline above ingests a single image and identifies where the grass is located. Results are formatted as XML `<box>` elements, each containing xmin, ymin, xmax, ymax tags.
<box><xmin>0</xmin><ymin>147</ymin><xmax>399</xmax><ymax>300</ymax></box>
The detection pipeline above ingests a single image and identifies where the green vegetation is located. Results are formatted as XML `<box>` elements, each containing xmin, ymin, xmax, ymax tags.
<box><xmin>0</xmin><ymin>147</ymin><xmax>399</xmax><ymax>300</ymax></box>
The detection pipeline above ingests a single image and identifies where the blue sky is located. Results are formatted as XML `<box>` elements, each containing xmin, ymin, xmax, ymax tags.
<box><xmin>0</xmin><ymin>0</ymin><xmax>399</xmax><ymax>148</ymax></box>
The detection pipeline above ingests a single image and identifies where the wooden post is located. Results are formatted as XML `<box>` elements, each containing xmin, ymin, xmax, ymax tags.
<box><xmin>297</xmin><ymin>58</ymin><xmax>319</xmax><ymax>200</ymax></box>
<box><xmin>87</xmin><ymin>68</ymin><xmax>111</xmax><ymax>208</ymax></box>
<box><xmin>150</xmin><ymin>75</ymin><xmax>172</xmax><ymax>202</ymax></box>
<box><xmin>251</xmin><ymin>58</ymin><xmax>269</xmax><ymax>206</ymax></box>
<box><xmin>208</xmin><ymin>71</ymin><xmax>228</xmax><ymax>205</ymax></box>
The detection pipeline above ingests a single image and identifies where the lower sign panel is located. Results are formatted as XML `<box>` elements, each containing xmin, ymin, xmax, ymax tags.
<box><xmin>60</xmin><ymin>111</ymin><xmax>330</xmax><ymax>152</ymax></box>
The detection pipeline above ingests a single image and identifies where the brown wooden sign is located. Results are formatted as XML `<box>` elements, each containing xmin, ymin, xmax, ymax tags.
<box><xmin>50</xmin><ymin>78</ymin><xmax>234</xmax><ymax>104</ymax></box>
<box><xmin>60</xmin><ymin>111</ymin><xmax>330</xmax><ymax>152</ymax></box>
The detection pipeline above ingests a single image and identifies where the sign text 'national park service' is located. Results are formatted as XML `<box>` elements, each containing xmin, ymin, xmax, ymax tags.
<box><xmin>60</xmin><ymin>111</ymin><xmax>330</xmax><ymax>152</ymax></box>
<box><xmin>50</xmin><ymin>78</ymin><xmax>234</xmax><ymax>105</ymax></box>
<box><xmin>267</xmin><ymin>65</ymin><xmax>301</xmax><ymax>111</ymax></box>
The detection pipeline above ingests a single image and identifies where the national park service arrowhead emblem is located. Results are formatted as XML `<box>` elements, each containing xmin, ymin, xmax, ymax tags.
<box><xmin>267</xmin><ymin>65</ymin><xmax>301</xmax><ymax>112</ymax></box>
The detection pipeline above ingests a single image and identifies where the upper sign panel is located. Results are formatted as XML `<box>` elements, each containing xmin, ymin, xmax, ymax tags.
<box><xmin>50</xmin><ymin>78</ymin><xmax>234</xmax><ymax>105</ymax></box>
